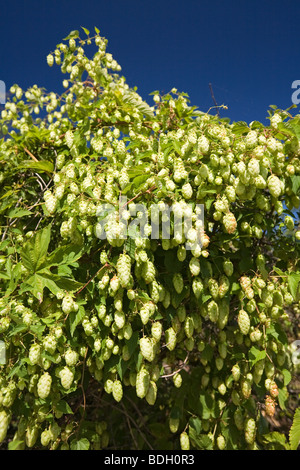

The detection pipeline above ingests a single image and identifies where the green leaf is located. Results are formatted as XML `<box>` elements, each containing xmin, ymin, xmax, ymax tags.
<box><xmin>81</xmin><ymin>26</ymin><xmax>90</xmax><ymax>36</ymax></box>
<box><xmin>6</xmin><ymin>208</ymin><xmax>33</xmax><ymax>218</ymax></box>
<box><xmin>123</xmin><ymin>91</ymin><xmax>154</xmax><ymax>119</ymax></box>
<box><xmin>63</xmin><ymin>30</ymin><xmax>79</xmax><ymax>41</ymax></box>
<box><xmin>70</xmin><ymin>438</ymin><xmax>90</xmax><ymax>450</ymax></box>
<box><xmin>8</xmin><ymin>440</ymin><xmax>24</xmax><ymax>450</ymax></box>
<box><xmin>288</xmin><ymin>272</ymin><xmax>300</xmax><ymax>300</ymax></box>
<box><xmin>291</xmin><ymin>174</ymin><xmax>300</xmax><ymax>194</ymax></box>
<box><xmin>69</xmin><ymin>305</ymin><xmax>86</xmax><ymax>337</ymax></box>
<box><xmin>289</xmin><ymin>408</ymin><xmax>300</xmax><ymax>450</ymax></box>
<box><xmin>248</xmin><ymin>346</ymin><xmax>266</xmax><ymax>367</ymax></box>
<box><xmin>56</xmin><ymin>400</ymin><xmax>73</xmax><ymax>415</ymax></box>
<box><xmin>231</xmin><ymin>121</ymin><xmax>249</xmax><ymax>135</ymax></box>
<box><xmin>278</xmin><ymin>387</ymin><xmax>289</xmax><ymax>411</ymax></box>
<box><xmin>262</xmin><ymin>432</ymin><xmax>290</xmax><ymax>450</ymax></box>
<box><xmin>189</xmin><ymin>428</ymin><xmax>213</xmax><ymax>450</ymax></box>
<box><xmin>189</xmin><ymin>416</ymin><xmax>202</xmax><ymax>435</ymax></box>
<box><xmin>20</xmin><ymin>224</ymin><xmax>51</xmax><ymax>273</ymax></box>
<box><xmin>17</xmin><ymin>160</ymin><xmax>54</xmax><ymax>173</ymax></box>
<box><xmin>125</xmin><ymin>331</ymin><xmax>139</xmax><ymax>357</ymax></box>
<box><xmin>46</xmin><ymin>244</ymin><xmax>83</xmax><ymax>267</ymax></box>
<box><xmin>266</xmin><ymin>323</ymin><xmax>288</xmax><ymax>345</ymax></box>
<box><xmin>282</xmin><ymin>369</ymin><xmax>292</xmax><ymax>386</ymax></box>
<box><xmin>25</xmin><ymin>272</ymin><xmax>63</xmax><ymax>300</ymax></box>
<box><xmin>132</xmin><ymin>174</ymin><xmax>149</xmax><ymax>189</ymax></box>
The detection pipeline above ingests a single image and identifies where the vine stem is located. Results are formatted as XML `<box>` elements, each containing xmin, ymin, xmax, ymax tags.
<box><xmin>74</xmin><ymin>261</ymin><xmax>109</xmax><ymax>297</ymax></box>
<box><xmin>161</xmin><ymin>353</ymin><xmax>189</xmax><ymax>378</ymax></box>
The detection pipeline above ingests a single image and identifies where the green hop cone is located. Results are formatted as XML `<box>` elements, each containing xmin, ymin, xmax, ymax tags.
<box><xmin>151</xmin><ymin>321</ymin><xmax>162</xmax><ymax>341</ymax></box>
<box><xmin>237</xmin><ymin>309</ymin><xmax>250</xmax><ymax>335</ymax></box>
<box><xmin>0</xmin><ymin>410</ymin><xmax>10</xmax><ymax>443</ymax></box>
<box><xmin>169</xmin><ymin>417</ymin><xmax>180</xmax><ymax>434</ymax></box>
<box><xmin>222</xmin><ymin>212</ymin><xmax>237</xmax><ymax>234</ymax></box>
<box><xmin>192</xmin><ymin>277</ymin><xmax>204</xmax><ymax>298</ymax></box>
<box><xmin>145</xmin><ymin>380</ymin><xmax>157</xmax><ymax>405</ymax></box>
<box><xmin>173</xmin><ymin>273</ymin><xmax>184</xmax><ymax>294</ymax></box>
<box><xmin>234</xmin><ymin>408</ymin><xmax>244</xmax><ymax>431</ymax></box>
<box><xmin>64</xmin><ymin>348</ymin><xmax>79</xmax><ymax>367</ymax></box>
<box><xmin>37</xmin><ymin>372</ymin><xmax>52</xmax><ymax>399</ymax></box>
<box><xmin>267</xmin><ymin>174</ymin><xmax>282</xmax><ymax>198</ymax></box>
<box><xmin>216</xmin><ymin>434</ymin><xmax>226</xmax><ymax>450</ymax></box>
<box><xmin>173</xmin><ymin>373</ymin><xmax>182</xmax><ymax>388</ymax></box>
<box><xmin>244</xmin><ymin>418</ymin><xmax>256</xmax><ymax>445</ymax></box>
<box><xmin>59</xmin><ymin>366</ymin><xmax>74</xmax><ymax>390</ymax></box>
<box><xmin>136</xmin><ymin>366</ymin><xmax>150</xmax><ymax>399</ymax></box>
<box><xmin>165</xmin><ymin>327</ymin><xmax>177</xmax><ymax>351</ymax></box>
<box><xmin>231</xmin><ymin>364</ymin><xmax>241</xmax><ymax>381</ymax></box>
<box><xmin>116</xmin><ymin>253</ymin><xmax>132</xmax><ymax>287</ymax></box>
<box><xmin>29</xmin><ymin>344</ymin><xmax>41</xmax><ymax>365</ymax></box>
<box><xmin>140</xmin><ymin>336</ymin><xmax>155</xmax><ymax>362</ymax></box>
<box><xmin>112</xmin><ymin>380</ymin><xmax>123</xmax><ymax>402</ymax></box>
<box><xmin>25</xmin><ymin>422</ymin><xmax>39</xmax><ymax>448</ymax></box>
<box><xmin>180</xmin><ymin>431</ymin><xmax>190</xmax><ymax>450</ymax></box>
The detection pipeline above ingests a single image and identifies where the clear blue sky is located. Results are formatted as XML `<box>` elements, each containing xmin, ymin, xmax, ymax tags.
<box><xmin>1</xmin><ymin>0</ymin><xmax>300</xmax><ymax>125</ymax></box>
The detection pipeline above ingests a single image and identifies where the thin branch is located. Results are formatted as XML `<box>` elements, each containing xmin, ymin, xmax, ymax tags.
<box><xmin>161</xmin><ymin>353</ymin><xmax>189</xmax><ymax>378</ymax></box>
<box><xmin>121</xmin><ymin>402</ymin><xmax>139</xmax><ymax>450</ymax></box>
<box><xmin>24</xmin><ymin>147</ymin><xmax>39</xmax><ymax>162</ymax></box>
<box><xmin>209</xmin><ymin>83</ymin><xmax>219</xmax><ymax>117</ymax></box>
<box><xmin>99</xmin><ymin>398</ymin><xmax>154</xmax><ymax>450</ymax></box>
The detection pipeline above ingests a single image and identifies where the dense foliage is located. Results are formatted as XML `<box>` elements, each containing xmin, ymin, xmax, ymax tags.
<box><xmin>0</xmin><ymin>27</ymin><xmax>299</xmax><ymax>450</ymax></box>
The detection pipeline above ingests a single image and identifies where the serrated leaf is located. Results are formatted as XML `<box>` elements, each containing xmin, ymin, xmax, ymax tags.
<box><xmin>262</xmin><ymin>432</ymin><xmax>289</xmax><ymax>450</ymax></box>
<box><xmin>282</xmin><ymin>369</ymin><xmax>292</xmax><ymax>386</ymax></box>
<box><xmin>70</xmin><ymin>438</ymin><xmax>90</xmax><ymax>450</ymax></box>
<box><xmin>248</xmin><ymin>346</ymin><xmax>266</xmax><ymax>367</ymax></box>
<box><xmin>266</xmin><ymin>323</ymin><xmax>288</xmax><ymax>345</ymax></box>
<box><xmin>123</xmin><ymin>91</ymin><xmax>154</xmax><ymax>119</ymax></box>
<box><xmin>278</xmin><ymin>387</ymin><xmax>289</xmax><ymax>411</ymax></box>
<box><xmin>288</xmin><ymin>272</ymin><xmax>300</xmax><ymax>300</ymax></box>
<box><xmin>231</xmin><ymin>121</ymin><xmax>249</xmax><ymax>136</ymax></box>
<box><xmin>63</xmin><ymin>30</ymin><xmax>79</xmax><ymax>41</ymax></box>
<box><xmin>189</xmin><ymin>428</ymin><xmax>213</xmax><ymax>450</ymax></box>
<box><xmin>56</xmin><ymin>400</ymin><xmax>73</xmax><ymax>415</ymax></box>
<box><xmin>290</xmin><ymin>408</ymin><xmax>300</xmax><ymax>450</ymax></box>
<box><xmin>46</xmin><ymin>244</ymin><xmax>83</xmax><ymax>267</ymax></box>
<box><xmin>8</xmin><ymin>440</ymin><xmax>24</xmax><ymax>450</ymax></box>
<box><xmin>6</xmin><ymin>208</ymin><xmax>33</xmax><ymax>218</ymax></box>
<box><xmin>132</xmin><ymin>174</ymin><xmax>149</xmax><ymax>189</ymax></box>
<box><xmin>69</xmin><ymin>305</ymin><xmax>86</xmax><ymax>337</ymax></box>
<box><xmin>20</xmin><ymin>224</ymin><xmax>51</xmax><ymax>273</ymax></box>
<box><xmin>126</xmin><ymin>330</ymin><xmax>139</xmax><ymax>357</ymax></box>
<box><xmin>17</xmin><ymin>160</ymin><xmax>54</xmax><ymax>173</ymax></box>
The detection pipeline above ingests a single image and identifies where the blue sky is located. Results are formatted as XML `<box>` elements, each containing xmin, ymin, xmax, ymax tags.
<box><xmin>1</xmin><ymin>0</ymin><xmax>300</xmax><ymax>125</ymax></box>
